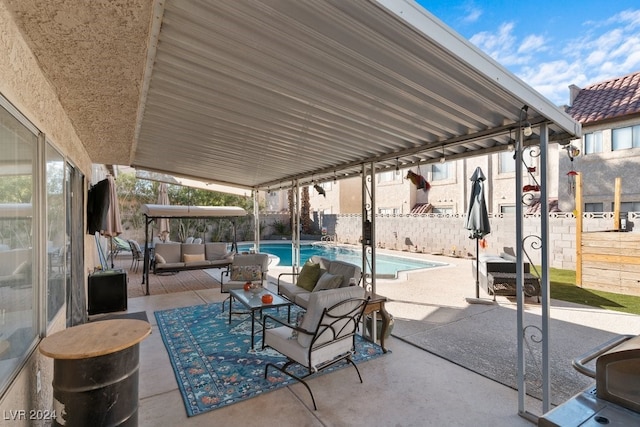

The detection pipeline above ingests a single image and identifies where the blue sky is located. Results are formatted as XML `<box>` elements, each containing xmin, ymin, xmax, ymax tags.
<box><xmin>416</xmin><ymin>1</ymin><xmax>640</xmax><ymax>105</ymax></box>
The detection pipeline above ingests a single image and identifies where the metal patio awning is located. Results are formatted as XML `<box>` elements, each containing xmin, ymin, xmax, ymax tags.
<box><xmin>6</xmin><ymin>0</ymin><xmax>580</xmax><ymax>190</ymax></box>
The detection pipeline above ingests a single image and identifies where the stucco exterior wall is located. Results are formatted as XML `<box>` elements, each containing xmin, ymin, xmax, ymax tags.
<box><xmin>0</xmin><ymin>3</ymin><xmax>94</xmax><ymax>423</ymax></box>
<box><xmin>560</xmin><ymin>116</ymin><xmax>640</xmax><ymax>212</ymax></box>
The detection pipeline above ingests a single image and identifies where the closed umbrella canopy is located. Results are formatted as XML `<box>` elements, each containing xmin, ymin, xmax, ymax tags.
<box><xmin>100</xmin><ymin>175</ymin><xmax>122</xmax><ymax>268</ymax></box>
<box><xmin>156</xmin><ymin>183</ymin><xmax>170</xmax><ymax>241</ymax></box>
<box><xmin>465</xmin><ymin>167</ymin><xmax>491</xmax><ymax>300</ymax></box>
<box><xmin>464</xmin><ymin>167</ymin><xmax>491</xmax><ymax>239</ymax></box>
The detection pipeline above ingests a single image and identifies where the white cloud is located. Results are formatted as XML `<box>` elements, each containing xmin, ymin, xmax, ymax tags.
<box><xmin>467</xmin><ymin>8</ymin><xmax>640</xmax><ymax>105</ymax></box>
<box><xmin>518</xmin><ymin>34</ymin><xmax>546</xmax><ymax>54</ymax></box>
<box><xmin>585</xmin><ymin>49</ymin><xmax>606</xmax><ymax>66</ymax></box>
<box><xmin>461</xmin><ymin>5</ymin><xmax>482</xmax><ymax>24</ymax></box>
<box><xmin>470</xmin><ymin>23</ymin><xmax>546</xmax><ymax>67</ymax></box>
<box><xmin>608</xmin><ymin>9</ymin><xmax>640</xmax><ymax>28</ymax></box>
<box><xmin>470</xmin><ymin>22</ymin><xmax>518</xmax><ymax>63</ymax></box>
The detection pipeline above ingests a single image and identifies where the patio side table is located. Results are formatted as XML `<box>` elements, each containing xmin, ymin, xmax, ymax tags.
<box><xmin>228</xmin><ymin>288</ymin><xmax>292</xmax><ymax>351</ymax></box>
<box><xmin>363</xmin><ymin>292</ymin><xmax>391</xmax><ymax>353</ymax></box>
<box><xmin>39</xmin><ymin>319</ymin><xmax>151</xmax><ymax>427</ymax></box>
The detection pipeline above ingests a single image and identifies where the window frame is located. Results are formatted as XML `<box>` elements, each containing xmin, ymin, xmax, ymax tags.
<box><xmin>584</xmin><ymin>131</ymin><xmax>603</xmax><ymax>154</ymax></box>
<box><xmin>431</xmin><ymin>162</ymin><xmax>451</xmax><ymax>181</ymax></box>
<box><xmin>0</xmin><ymin>94</ymin><xmax>43</xmax><ymax>395</ymax></box>
<box><xmin>612</xmin><ymin>125</ymin><xmax>640</xmax><ymax>151</ymax></box>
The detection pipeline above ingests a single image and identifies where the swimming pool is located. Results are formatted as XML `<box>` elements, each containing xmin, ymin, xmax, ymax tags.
<box><xmin>238</xmin><ymin>242</ymin><xmax>446</xmax><ymax>277</ymax></box>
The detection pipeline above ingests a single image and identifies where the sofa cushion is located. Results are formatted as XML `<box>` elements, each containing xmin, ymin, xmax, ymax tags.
<box><xmin>313</xmin><ymin>272</ymin><xmax>343</xmax><ymax>292</ymax></box>
<box><xmin>156</xmin><ymin>261</ymin><xmax>185</xmax><ymax>270</ymax></box>
<box><xmin>230</xmin><ymin>264</ymin><xmax>262</xmax><ymax>282</ymax></box>
<box><xmin>499</xmin><ymin>252</ymin><xmax>517</xmax><ymax>262</ymax></box>
<box><xmin>181</xmin><ymin>243</ymin><xmax>205</xmax><ymax>256</ymax></box>
<box><xmin>154</xmin><ymin>243</ymin><xmax>182</xmax><ymax>263</ymax></box>
<box><xmin>309</xmin><ymin>256</ymin><xmax>332</xmax><ymax>271</ymax></box>
<box><xmin>183</xmin><ymin>253</ymin><xmax>205</xmax><ymax>263</ymax></box>
<box><xmin>296</xmin><ymin>262</ymin><xmax>321</xmax><ymax>292</ymax></box>
<box><xmin>154</xmin><ymin>254</ymin><xmax>166</xmax><ymax>264</ymax></box>
<box><xmin>294</xmin><ymin>292</ymin><xmax>311</xmax><ymax>308</ymax></box>
<box><xmin>280</xmin><ymin>283</ymin><xmax>309</xmax><ymax>304</ymax></box>
<box><xmin>327</xmin><ymin>260</ymin><xmax>361</xmax><ymax>287</ymax></box>
<box><xmin>298</xmin><ymin>286</ymin><xmax>365</xmax><ymax>347</ymax></box>
<box><xmin>205</xmin><ymin>242</ymin><xmax>231</xmax><ymax>261</ymax></box>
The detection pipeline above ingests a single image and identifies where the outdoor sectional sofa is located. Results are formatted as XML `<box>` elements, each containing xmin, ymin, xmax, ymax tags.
<box><xmin>153</xmin><ymin>242</ymin><xmax>233</xmax><ymax>274</ymax></box>
<box><xmin>472</xmin><ymin>250</ymin><xmax>540</xmax><ymax>301</ymax></box>
<box><xmin>277</xmin><ymin>255</ymin><xmax>362</xmax><ymax>309</ymax></box>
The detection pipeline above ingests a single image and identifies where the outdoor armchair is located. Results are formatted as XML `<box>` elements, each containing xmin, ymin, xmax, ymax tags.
<box><xmin>128</xmin><ymin>239</ymin><xmax>144</xmax><ymax>273</ymax></box>
<box><xmin>220</xmin><ymin>253</ymin><xmax>270</xmax><ymax>293</ymax></box>
<box><xmin>262</xmin><ymin>286</ymin><xmax>368</xmax><ymax>410</ymax></box>
<box><xmin>220</xmin><ymin>253</ymin><xmax>270</xmax><ymax>312</ymax></box>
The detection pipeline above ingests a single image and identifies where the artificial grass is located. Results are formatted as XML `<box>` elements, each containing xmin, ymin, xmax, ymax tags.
<box><xmin>548</xmin><ymin>268</ymin><xmax>640</xmax><ymax>315</ymax></box>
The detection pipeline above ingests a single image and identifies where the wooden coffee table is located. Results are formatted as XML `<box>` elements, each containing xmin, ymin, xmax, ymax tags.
<box><xmin>228</xmin><ymin>288</ymin><xmax>292</xmax><ymax>351</ymax></box>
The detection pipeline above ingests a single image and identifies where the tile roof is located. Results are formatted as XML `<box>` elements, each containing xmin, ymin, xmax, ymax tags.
<box><xmin>566</xmin><ymin>71</ymin><xmax>640</xmax><ymax>124</ymax></box>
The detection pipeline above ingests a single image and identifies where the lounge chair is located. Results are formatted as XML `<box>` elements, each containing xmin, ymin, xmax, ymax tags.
<box><xmin>110</xmin><ymin>236</ymin><xmax>131</xmax><ymax>259</ymax></box>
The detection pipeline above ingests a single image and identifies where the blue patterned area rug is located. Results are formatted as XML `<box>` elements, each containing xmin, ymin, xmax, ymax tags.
<box><xmin>154</xmin><ymin>302</ymin><xmax>388</xmax><ymax>416</ymax></box>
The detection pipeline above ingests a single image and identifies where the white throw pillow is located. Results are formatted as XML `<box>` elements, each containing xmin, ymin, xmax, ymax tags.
<box><xmin>313</xmin><ymin>272</ymin><xmax>343</xmax><ymax>292</ymax></box>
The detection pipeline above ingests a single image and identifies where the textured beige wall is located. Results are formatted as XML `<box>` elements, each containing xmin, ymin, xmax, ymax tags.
<box><xmin>0</xmin><ymin>3</ymin><xmax>93</xmax><ymax>422</ymax></box>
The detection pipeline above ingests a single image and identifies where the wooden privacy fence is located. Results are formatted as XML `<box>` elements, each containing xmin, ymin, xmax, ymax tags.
<box><xmin>577</xmin><ymin>175</ymin><xmax>640</xmax><ymax>296</ymax></box>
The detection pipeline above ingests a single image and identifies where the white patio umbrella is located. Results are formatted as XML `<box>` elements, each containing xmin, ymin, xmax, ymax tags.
<box><xmin>464</xmin><ymin>167</ymin><xmax>491</xmax><ymax>301</ymax></box>
<box><xmin>100</xmin><ymin>175</ymin><xmax>123</xmax><ymax>268</ymax></box>
<box><xmin>156</xmin><ymin>183</ymin><xmax>170</xmax><ymax>241</ymax></box>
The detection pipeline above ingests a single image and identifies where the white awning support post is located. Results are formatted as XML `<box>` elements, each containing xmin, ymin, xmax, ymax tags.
<box><xmin>361</xmin><ymin>162</ymin><xmax>376</xmax><ymax>295</ymax></box>
<box><xmin>515</xmin><ymin>113</ymin><xmax>552</xmax><ymax>422</ymax></box>
<box><xmin>253</xmin><ymin>190</ymin><xmax>260</xmax><ymax>253</ymax></box>
<box><xmin>291</xmin><ymin>180</ymin><xmax>301</xmax><ymax>276</ymax></box>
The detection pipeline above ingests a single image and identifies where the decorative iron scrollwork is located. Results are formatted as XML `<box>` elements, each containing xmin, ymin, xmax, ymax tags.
<box><xmin>523</xmin><ymin>324</ymin><xmax>544</xmax><ymax>390</ymax></box>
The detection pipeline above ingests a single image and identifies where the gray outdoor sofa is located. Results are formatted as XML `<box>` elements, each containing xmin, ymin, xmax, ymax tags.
<box><xmin>277</xmin><ymin>255</ymin><xmax>362</xmax><ymax>309</ymax></box>
<box><xmin>153</xmin><ymin>242</ymin><xmax>233</xmax><ymax>274</ymax></box>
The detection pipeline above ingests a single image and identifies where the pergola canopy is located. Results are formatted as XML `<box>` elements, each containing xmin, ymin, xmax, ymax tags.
<box><xmin>5</xmin><ymin>0</ymin><xmax>580</xmax><ymax>190</ymax></box>
<box><xmin>141</xmin><ymin>204</ymin><xmax>247</xmax><ymax>218</ymax></box>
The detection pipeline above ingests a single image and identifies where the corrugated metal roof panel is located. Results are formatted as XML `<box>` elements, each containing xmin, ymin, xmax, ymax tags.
<box><xmin>5</xmin><ymin>0</ymin><xmax>581</xmax><ymax>189</ymax></box>
<box><xmin>133</xmin><ymin>0</ymin><xmax>579</xmax><ymax>189</ymax></box>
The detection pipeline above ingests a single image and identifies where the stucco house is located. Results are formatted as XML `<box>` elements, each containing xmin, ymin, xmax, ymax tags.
<box><xmin>561</xmin><ymin>71</ymin><xmax>640</xmax><ymax>215</ymax></box>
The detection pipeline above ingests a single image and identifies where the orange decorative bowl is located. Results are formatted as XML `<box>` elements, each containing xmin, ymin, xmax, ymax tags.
<box><xmin>261</xmin><ymin>294</ymin><xmax>273</xmax><ymax>304</ymax></box>
<box><xmin>243</xmin><ymin>282</ymin><xmax>252</xmax><ymax>292</ymax></box>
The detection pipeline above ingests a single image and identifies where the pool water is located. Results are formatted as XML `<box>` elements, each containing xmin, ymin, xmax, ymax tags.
<box><xmin>238</xmin><ymin>242</ymin><xmax>445</xmax><ymax>276</ymax></box>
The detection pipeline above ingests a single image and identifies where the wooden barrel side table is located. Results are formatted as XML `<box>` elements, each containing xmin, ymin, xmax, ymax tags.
<box><xmin>39</xmin><ymin>319</ymin><xmax>151</xmax><ymax>427</ymax></box>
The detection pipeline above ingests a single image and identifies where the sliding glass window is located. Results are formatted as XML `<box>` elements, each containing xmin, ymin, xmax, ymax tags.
<box><xmin>46</xmin><ymin>143</ymin><xmax>66</xmax><ymax>323</ymax></box>
<box><xmin>0</xmin><ymin>101</ymin><xmax>38</xmax><ymax>392</ymax></box>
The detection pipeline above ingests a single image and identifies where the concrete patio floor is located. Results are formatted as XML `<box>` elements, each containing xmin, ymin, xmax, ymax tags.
<box><xmin>104</xmin><ymin>250</ymin><xmax>640</xmax><ymax>426</ymax></box>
